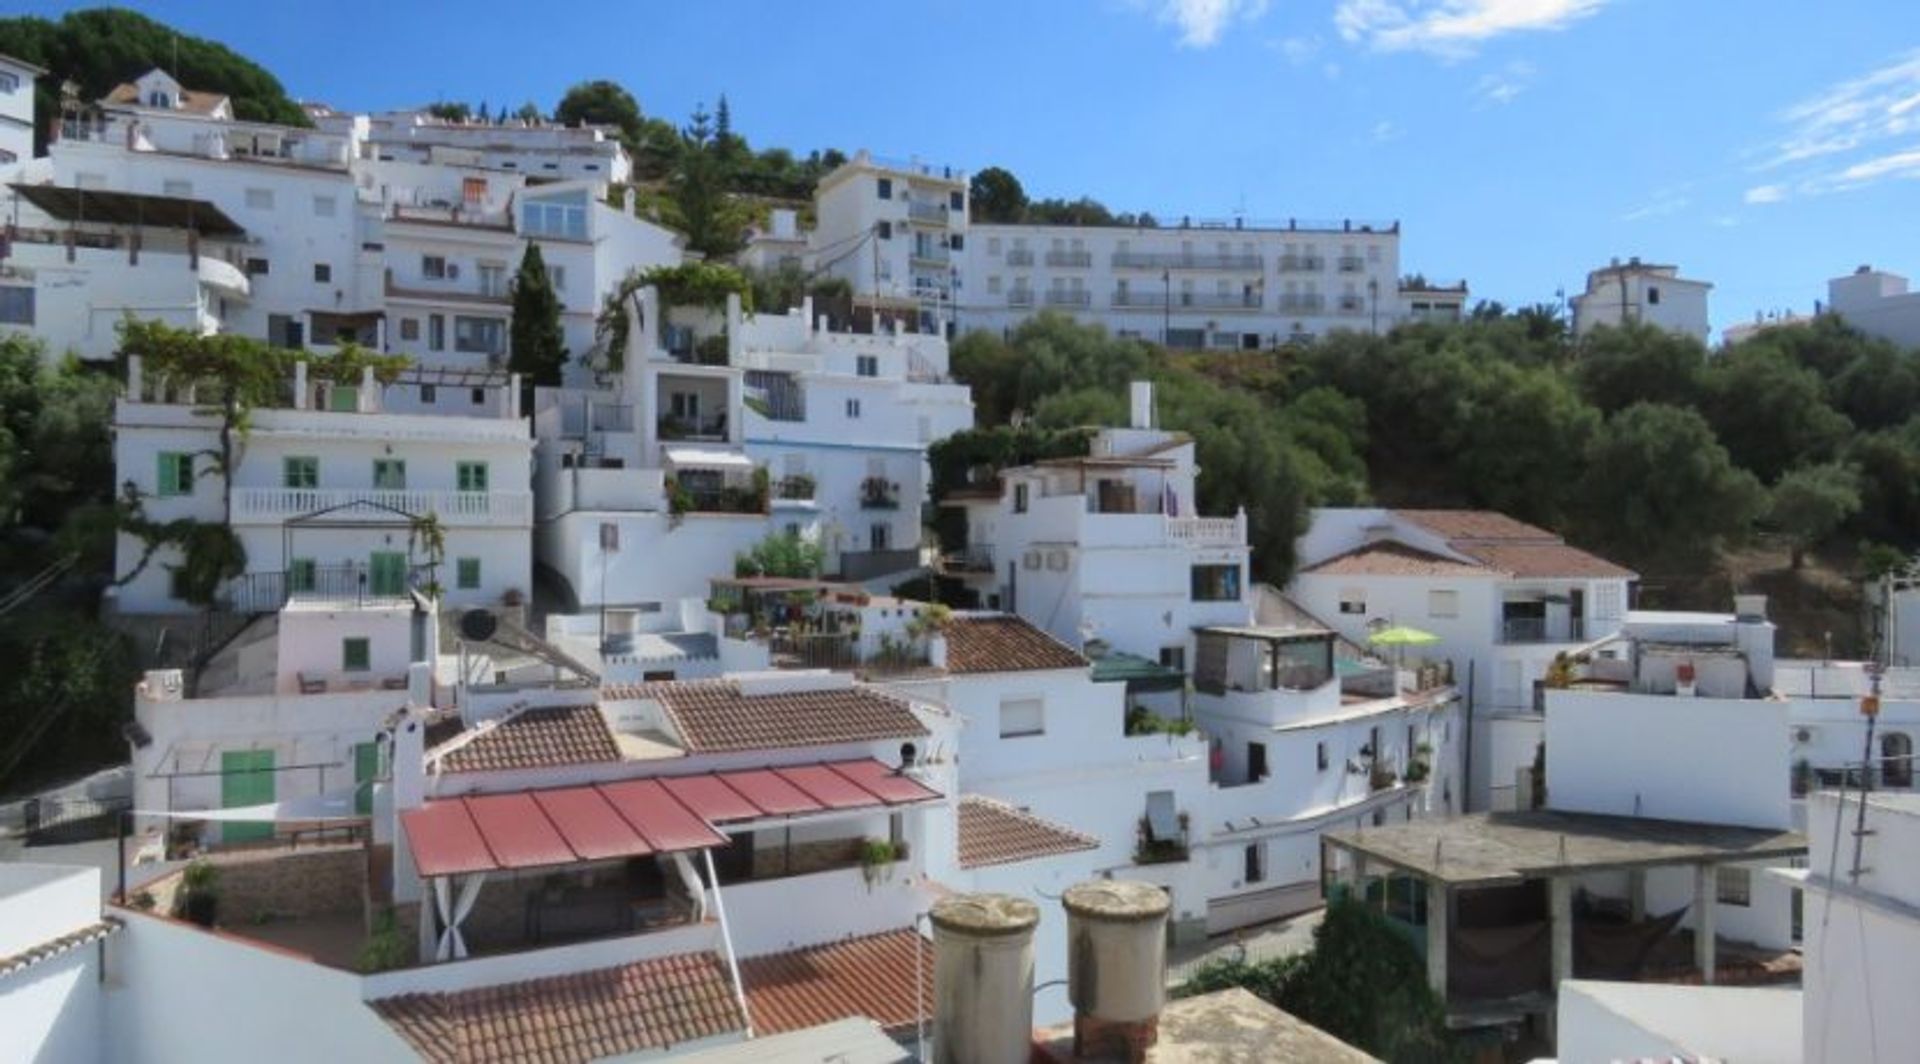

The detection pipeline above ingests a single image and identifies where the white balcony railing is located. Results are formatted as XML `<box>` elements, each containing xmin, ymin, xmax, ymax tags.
<box><xmin>1169</xmin><ymin>514</ymin><xmax>1244</xmax><ymax>546</ymax></box>
<box><xmin>232</xmin><ymin>487</ymin><xmax>533</xmax><ymax>526</ymax></box>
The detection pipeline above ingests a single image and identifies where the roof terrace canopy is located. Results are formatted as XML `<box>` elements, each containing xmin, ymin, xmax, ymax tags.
<box><xmin>403</xmin><ymin>758</ymin><xmax>941</xmax><ymax>877</ymax></box>
<box><xmin>11</xmin><ymin>183</ymin><xmax>247</xmax><ymax>237</ymax></box>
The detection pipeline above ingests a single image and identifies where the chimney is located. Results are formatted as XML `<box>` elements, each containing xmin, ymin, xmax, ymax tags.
<box><xmin>1129</xmin><ymin>381</ymin><xmax>1154</xmax><ymax>430</ymax></box>
<box><xmin>930</xmin><ymin>893</ymin><xmax>1038</xmax><ymax>1064</ymax></box>
<box><xmin>1732</xmin><ymin>594</ymin><xmax>1775</xmax><ymax>693</ymax></box>
<box><xmin>1064</xmin><ymin>880</ymin><xmax>1171</xmax><ymax>1062</ymax></box>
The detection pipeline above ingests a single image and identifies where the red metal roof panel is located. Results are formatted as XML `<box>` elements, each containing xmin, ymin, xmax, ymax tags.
<box><xmin>774</xmin><ymin>765</ymin><xmax>878</xmax><ymax>810</ymax></box>
<box><xmin>465</xmin><ymin>792</ymin><xmax>576</xmax><ymax>870</ymax></box>
<box><xmin>826</xmin><ymin>759</ymin><xmax>941</xmax><ymax>805</ymax></box>
<box><xmin>401</xmin><ymin>800</ymin><xmax>495</xmax><ymax>878</ymax></box>
<box><xmin>599</xmin><ymin>778</ymin><xmax>728</xmax><ymax>852</ymax></box>
<box><xmin>660</xmin><ymin>774</ymin><xmax>763</xmax><ymax>823</ymax></box>
<box><xmin>713</xmin><ymin>769</ymin><xmax>821</xmax><ymax>817</ymax></box>
<box><xmin>532</xmin><ymin>786</ymin><xmax>653</xmax><ymax>862</ymax></box>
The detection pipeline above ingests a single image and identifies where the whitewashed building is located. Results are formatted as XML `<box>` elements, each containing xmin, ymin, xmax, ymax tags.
<box><xmin>532</xmin><ymin>285</ymin><xmax>972</xmax><ymax>622</ymax></box>
<box><xmin>108</xmin><ymin>354</ymin><xmax>533</xmax><ymax>617</ymax></box>
<box><xmin>1825</xmin><ymin>263</ymin><xmax>1920</xmax><ymax>349</ymax></box>
<box><xmin>0</xmin><ymin>52</ymin><xmax>42</xmax><ymax>175</ymax></box>
<box><xmin>1288</xmin><ymin>507</ymin><xmax>1637</xmax><ymax>810</ymax></box>
<box><xmin>320</xmin><ymin>105</ymin><xmax>633</xmax><ymax>185</ymax></box>
<box><xmin>1570</xmin><ymin>256</ymin><xmax>1713</xmax><ymax>343</ymax></box>
<box><xmin>942</xmin><ymin>385</ymin><xmax>1463</xmax><ymax>934</ymax></box>
<box><xmin>810</xmin><ymin>151</ymin><xmax>969</xmax><ymax>334</ymax></box>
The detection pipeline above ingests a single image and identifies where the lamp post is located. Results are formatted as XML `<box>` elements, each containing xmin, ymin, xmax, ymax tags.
<box><xmin>1162</xmin><ymin>267</ymin><xmax>1171</xmax><ymax>346</ymax></box>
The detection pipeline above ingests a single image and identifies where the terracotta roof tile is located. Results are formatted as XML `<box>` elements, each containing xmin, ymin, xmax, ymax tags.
<box><xmin>0</xmin><ymin>918</ymin><xmax>120</xmax><ymax>979</ymax></box>
<box><xmin>1297</xmin><ymin>541</ymin><xmax>1493</xmax><ymax>578</ymax></box>
<box><xmin>958</xmin><ymin>796</ymin><xmax>1100</xmax><ymax>869</ymax></box>
<box><xmin>942</xmin><ymin>615</ymin><xmax>1088</xmax><ymax>674</ymax></box>
<box><xmin>432</xmin><ymin>704</ymin><xmax>621</xmax><ymax>774</ymax></box>
<box><xmin>603</xmin><ymin>679</ymin><xmax>927</xmax><ymax>754</ymax></box>
<box><xmin>104</xmin><ymin>82</ymin><xmax>231</xmax><ymax>115</ymax></box>
<box><xmin>740</xmin><ymin>930</ymin><xmax>932</xmax><ymax>1035</ymax></box>
<box><xmin>370</xmin><ymin>950</ymin><xmax>744</xmax><ymax>1063</ymax></box>
<box><xmin>1392</xmin><ymin>509</ymin><xmax>1558</xmax><ymax>542</ymax></box>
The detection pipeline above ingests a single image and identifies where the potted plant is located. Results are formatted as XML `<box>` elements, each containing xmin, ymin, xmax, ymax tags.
<box><xmin>177</xmin><ymin>858</ymin><xmax>220</xmax><ymax>928</ymax></box>
<box><xmin>357</xmin><ymin>909</ymin><xmax>411</xmax><ymax>973</ymax></box>
<box><xmin>860</xmin><ymin>838</ymin><xmax>899</xmax><ymax>887</ymax></box>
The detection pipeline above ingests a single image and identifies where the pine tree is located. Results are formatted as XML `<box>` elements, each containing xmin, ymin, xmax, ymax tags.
<box><xmin>508</xmin><ymin>244</ymin><xmax>566</xmax><ymax>387</ymax></box>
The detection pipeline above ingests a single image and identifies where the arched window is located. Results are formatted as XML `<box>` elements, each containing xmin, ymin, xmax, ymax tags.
<box><xmin>1883</xmin><ymin>732</ymin><xmax>1913</xmax><ymax>789</ymax></box>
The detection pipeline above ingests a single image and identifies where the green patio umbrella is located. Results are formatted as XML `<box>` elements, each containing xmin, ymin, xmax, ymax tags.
<box><xmin>1368</xmin><ymin>624</ymin><xmax>1439</xmax><ymax>667</ymax></box>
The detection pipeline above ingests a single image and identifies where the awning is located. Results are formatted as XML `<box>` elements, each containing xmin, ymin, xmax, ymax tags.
<box><xmin>402</xmin><ymin>758</ymin><xmax>939</xmax><ymax>878</ymax></box>
<box><xmin>665</xmin><ymin>447</ymin><xmax>754</xmax><ymax>470</ymax></box>
<box><xmin>1089</xmin><ymin>651</ymin><xmax>1185</xmax><ymax>691</ymax></box>
<box><xmin>10</xmin><ymin>183</ymin><xmax>247</xmax><ymax>237</ymax></box>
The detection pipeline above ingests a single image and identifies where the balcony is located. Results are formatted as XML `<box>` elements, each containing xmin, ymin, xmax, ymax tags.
<box><xmin>1278</xmin><ymin>294</ymin><xmax>1326</xmax><ymax>313</ymax></box>
<box><xmin>1168</xmin><ymin>514</ymin><xmax>1244</xmax><ymax>546</ymax></box>
<box><xmin>908</xmin><ymin>201</ymin><xmax>950</xmax><ymax>225</ymax></box>
<box><xmin>1111</xmin><ymin>252</ymin><xmax>1263</xmax><ymax>271</ymax></box>
<box><xmin>910</xmin><ymin>245</ymin><xmax>951</xmax><ymax>266</ymax></box>
<box><xmin>1044</xmin><ymin>250</ymin><xmax>1093</xmax><ymax>268</ymax></box>
<box><xmin>1174</xmin><ymin>291</ymin><xmax>1263</xmax><ymax>311</ymax></box>
<box><xmin>1044</xmin><ymin>290</ymin><xmax>1091</xmax><ymax>308</ymax></box>
<box><xmin>1337</xmin><ymin>255</ymin><xmax>1366</xmax><ymax>273</ymax></box>
<box><xmin>1338</xmin><ymin>295</ymin><xmax>1366</xmax><ymax>314</ymax></box>
<box><xmin>1007</xmin><ymin>289</ymin><xmax>1035</xmax><ymax>307</ymax></box>
<box><xmin>1005</xmin><ymin>249</ymin><xmax>1035</xmax><ymax>266</ymax></box>
<box><xmin>1500</xmin><ymin>617</ymin><xmax>1586</xmax><ymax>644</ymax></box>
<box><xmin>773</xmin><ymin>475</ymin><xmax>817</xmax><ymax>504</ymax></box>
<box><xmin>231</xmin><ymin>487</ymin><xmax>533</xmax><ymax>527</ymax></box>
<box><xmin>221</xmin><ymin>561</ymin><xmax>438</xmax><ymax>614</ymax></box>
<box><xmin>859</xmin><ymin>477</ymin><xmax>902</xmax><ymax>510</ymax></box>
<box><xmin>942</xmin><ymin>543</ymin><xmax>995</xmax><ymax>573</ymax></box>
<box><xmin>1278</xmin><ymin>254</ymin><xmax>1325</xmax><ymax>272</ymax></box>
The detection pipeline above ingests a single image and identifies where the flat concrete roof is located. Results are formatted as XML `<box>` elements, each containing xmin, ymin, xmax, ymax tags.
<box><xmin>1324</xmin><ymin>810</ymin><xmax>1807</xmax><ymax>888</ymax></box>
<box><xmin>1560</xmin><ymin>981</ymin><xmax>1801</xmax><ymax>1064</ymax></box>
<box><xmin>1035</xmin><ymin>987</ymin><xmax>1378</xmax><ymax>1063</ymax></box>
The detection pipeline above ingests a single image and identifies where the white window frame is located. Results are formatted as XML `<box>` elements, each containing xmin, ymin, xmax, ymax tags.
<box><xmin>1428</xmin><ymin>589</ymin><xmax>1459</xmax><ymax>618</ymax></box>
<box><xmin>998</xmin><ymin>696</ymin><xmax>1045</xmax><ymax>739</ymax></box>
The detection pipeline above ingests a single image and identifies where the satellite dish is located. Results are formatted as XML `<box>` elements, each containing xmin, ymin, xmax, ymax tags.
<box><xmin>459</xmin><ymin>609</ymin><xmax>499</xmax><ymax>643</ymax></box>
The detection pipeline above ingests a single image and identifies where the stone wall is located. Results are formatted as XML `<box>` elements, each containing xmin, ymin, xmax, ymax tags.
<box><xmin>212</xmin><ymin>846</ymin><xmax>367</xmax><ymax>924</ymax></box>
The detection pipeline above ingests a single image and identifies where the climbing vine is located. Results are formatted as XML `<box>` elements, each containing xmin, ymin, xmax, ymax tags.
<box><xmin>594</xmin><ymin>262</ymin><xmax>753</xmax><ymax>374</ymax></box>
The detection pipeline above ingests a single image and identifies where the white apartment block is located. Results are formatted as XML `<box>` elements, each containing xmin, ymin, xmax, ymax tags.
<box><xmin>1288</xmin><ymin>507</ymin><xmax>1636</xmax><ymax>810</ymax></box>
<box><xmin>532</xmin><ymin>286</ymin><xmax>973</xmax><ymax>621</ymax></box>
<box><xmin>1825</xmin><ymin>263</ymin><xmax>1920</xmax><ymax>348</ymax></box>
<box><xmin>0</xmin><ymin>53</ymin><xmax>42</xmax><ymax>175</ymax></box>
<box><xmin>962</xmin><ymin>217</ymin><xmax>1408</xmax><ymax>348</ymax></box>
<box><xmin>108</xmin><ymin>353</ymin><xmax>533</xmax><ymax>618</ymax></box>
<box><xmin>811</xmin><ymin>150</ymin><xmax>969</xmax><ymax>334</ymax></box>
<box><xmin>1571</xmin><ymin>256</ymin><xmax>1713</xmax><ymax>343</ymax></box>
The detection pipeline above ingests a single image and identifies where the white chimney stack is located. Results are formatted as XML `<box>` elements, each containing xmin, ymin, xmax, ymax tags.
<box><xmin>1064</xmin><ymin>879</ymin><xmax>1170</xmax><ymax>1058</ymax></box>
<box><xmin>1129</xmin><ymin>380</ymin><xmax>1154</xmax><ymax>430</ymax></box>
<box><xmin>930</xmin><ymin>893</ymin><xmax>1038</xmax><ymax>1064</ymax></box>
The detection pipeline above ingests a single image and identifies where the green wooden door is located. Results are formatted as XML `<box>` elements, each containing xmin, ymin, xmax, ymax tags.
<box><xmin>220</xmin><ymin>749</ymin><xmax>275</xmax><ymax>843</ymax></box>
<box><xmin>369</xmin><ymin>551</ymin><xmax>408</xmax><ymax>597</ymax></box>
<box><xmin>353</xmin><ymin>742</ymin><xmax>380</xmax><ymax>815</ymax></box>
<box><xmin>329</xmin><ymin>385</ymin><xmax>359</xmax><ymax>412</ymax></box>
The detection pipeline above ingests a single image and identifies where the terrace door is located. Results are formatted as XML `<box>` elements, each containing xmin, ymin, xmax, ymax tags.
<box><xmin>353</xmin><ymin>742</ymin><xmax>380</xmax><ymax>815</ymax></box>
<box><xmin>221</xmin><ymin>749</ymin><xmax>276</xmax><ymax>843</ymax></box>
<box><xmin>369</xmin><ymin>551</ymin><xmax>408</xmax><ymax>597</ymax></box>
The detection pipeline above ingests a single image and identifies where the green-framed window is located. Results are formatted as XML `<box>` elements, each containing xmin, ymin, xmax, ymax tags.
<box><xmin>283</xmin><ymin>455</ymin><xmax>319</xmax><ymax>489</ymax></box>
<box><xmin>342</xmin><ymin>637</ymin><xmax>371</xmax><ymax>672</ymax></box>
<box><xmin>456</xmin><ymin>461</ymin><xmax>489</xmax><ymax>493</ymax></box>
<box><xmin>369</xmin><ymin>552</ymin><xmax>408</xmax><ymax>597</ymax></box>
<box><xmin>456</xmin><ymin>557</ymin><xmax>481</xmax><ymax>590</ymax></box>
<box><xmin>157</xmin><ymin>452</ymin><xmax>194</xmax><ymax>496</ymax></box>
<box><xmin>372</xmin><ymin>458</ymin><xmax>406</xmax><ymax>490</ymax></box>
<box><xmin>289</xmin><ymin>558</ymin><xmax>316</xmax><ymax>593</ymax></box>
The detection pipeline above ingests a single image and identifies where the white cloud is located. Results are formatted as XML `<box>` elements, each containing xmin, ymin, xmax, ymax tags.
<box><xmin>1620</xmin><ymin>195</ymin><xmax>1689</xmax><ymax>222</ymax></box>
<box><xmin>1154</xmin><ymin>0</ymin><xmax>1272</xmax><ymax>48</ymax></box>
<box><xmin>1371</xmin><ymin>119</ymin><xmax>1403</xmax><ymax>142</ymax></box>
<box><xmin>1274</xmin><ymin>34</ymin><xmax>1321</xmax><ymax>65</ymax></box>
<box><xmin>1335</xmin><ymin>0</ymin><xmax>1608</xmax><ymax>57</ymax></box>
<box><xmin>1473</xmin><ymin>60</ymin><xmax>1536</xmax><ymax>105</ymax></box>
<box><xmin>1746</xmin><ymin>50</ymin><xmax>1920</xmax><ymax>202</ymax></box>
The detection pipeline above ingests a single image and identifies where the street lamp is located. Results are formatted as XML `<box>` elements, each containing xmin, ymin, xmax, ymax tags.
<box><xmin>1162</xmin><ymin>267</ymin><xmax>1171</xmax><ymax>346</ymax></box>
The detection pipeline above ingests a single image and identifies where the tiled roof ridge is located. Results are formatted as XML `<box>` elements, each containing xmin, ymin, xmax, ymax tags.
<box><xmin>429</xmin><ymin>700</ymin><xmax>623</xmax><ymax>774</ymax></box>
<box><xmin>0</xmin><ymin>918</ymin><xmax>122</xmax><ymax>980</ymax></box>
<box><xmin>1298</xmin><ymin>539</ymin><xmax>1493</xmax><ymax>575</ymax></box>
<box><xmin>941</xmin><ymin>613</ymin><xmax>1089</xmax><ymax>673</ymax></box>
<box><xmin>958</xmin><ymin>795</ymin><xmax>1101</xmax><ymax>869</ymax></box>
<box><xmin>1391</xmin><ymin>508</ymin><xmax>1560</xmax><ymax>543</ymax></box>
<box><xmin>607</xmin><ymin>677</ymin><xmax>927</xmax><ymax>754</ymax></box>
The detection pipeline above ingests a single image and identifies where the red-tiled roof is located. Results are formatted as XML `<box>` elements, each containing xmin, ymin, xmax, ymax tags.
<box><xmin>1392</xmin><ymin>509</ymin><xmax>1558</xmax><ymax>542</ymax></box>
<box><xmin>370</xmin><ymin>951</ymin><xmax>745</xmax><ymax>1063</ymax></box>
<box><xmin>1457</xmin><ymin>540</ymin><xmax>1637</xmax><ymax>579</ymax></box>
<box><xmin>942</xmin><ymin>615</ymin><xmax>1089</xmax><ymax>674</ymax></box>
<box><xmin>1297</xmin><ymin>541</ymin><xmax>1493</xmax><ymax>578</ymax></box>
<box><xmin>104</xmin><ymin>82</ymin><xmax>230</xmax><ymax>115</ymax></box>
<box><xmin>432</xmin><ymin>704</ymin><xmax>620</xmax><ymax>774</ymax></box>
<box><xmin>604</xmin><ymin>679</ymin><xmax>927</xmax><ymax>754</ymax></box>
<box><xmin>958</xmin><ymin>796</ymin><xmax>1101</xmax><ymax>869</ymax></box>
<box><xmin>1390</xmin><ymin>509</ymin><xmax>1637</xmax><ymax>579</ymax></box>
<box><xmin>740</xmin><ymin>930</ymin><xmax>932</xmax><ymax>1035</ymax></box>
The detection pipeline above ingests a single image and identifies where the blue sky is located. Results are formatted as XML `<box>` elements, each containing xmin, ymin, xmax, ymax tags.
<box><xmin>23</xmin><ymin>1</ymin><xmax>1920</xmax><ymax>336</ymax></box>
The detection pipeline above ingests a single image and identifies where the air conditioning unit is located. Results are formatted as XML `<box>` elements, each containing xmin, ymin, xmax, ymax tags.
<box><xmin>1046</xmin><ymin>550</ymin><xmax>1068</xmax><ymax>571</ymax></box>
<box><xmin>1792</xmin><ymin>726</ymin><xmax>1818</xmax><ymax>746</ymax></box>
<box><xmin>447</xmin><ymin>263</ymin><xmax>461</xmax><ymax>279</ymax></box>
<box><xmin>1023</xmin><ymin>550</ymin><xmax>1042</xmax><ymax>571</ymax></box>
